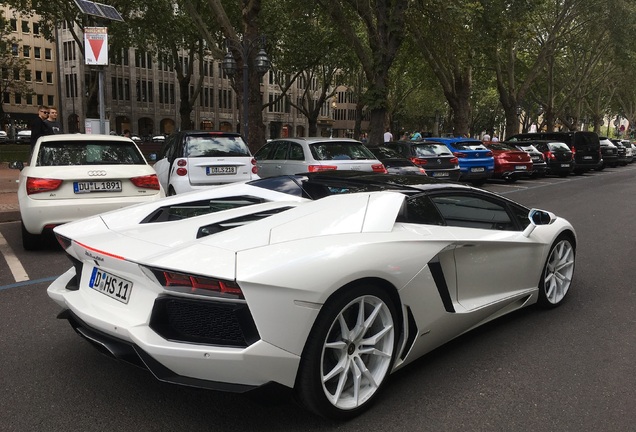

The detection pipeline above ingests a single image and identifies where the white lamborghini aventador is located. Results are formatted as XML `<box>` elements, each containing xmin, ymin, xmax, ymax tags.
<box><xmin>47</xmin><ymin>172</ymin><xmax>576</xmax><ymax>419</ymax></box>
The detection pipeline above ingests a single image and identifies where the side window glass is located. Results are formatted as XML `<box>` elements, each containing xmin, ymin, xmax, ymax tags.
<box><xmin>162</xmin><ymin>135</ymin><xmax>175</xmax><ymax>160</ymax></box>
<box><xmin>430</xmin><ymin>194</ymin><xmax>516</xmax><ymax>231</ymax></box>
<box><xmin>271</xmin><ymin>142</ymin><xmax>289</xmax><ymax>160</ymax></box>
<box><xmin>398</xmin><ymin>195</ymin><xmax>444</xmax><ymax>225</ymax></box>
<box><xmin>289</xmin><ymin>143</ymin><xmax>304</xmax><ymax>161</ymax></box>
<box><xmin>254</xmin><ymin>142</ymin><xmax>273</xmax><ymax>160</ymax></box>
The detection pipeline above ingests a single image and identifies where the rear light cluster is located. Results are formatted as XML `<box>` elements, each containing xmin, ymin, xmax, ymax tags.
<box><xmin>372</xmin><ymin>164</ymin><xmax>388</xmax><ymax>173</ymax></box>
<box><xmin>308</xmin><ymin>165</ymin><xmax>338</xmax><ymax>172</ymax></box>
<box><xmin>26</xmin><ymin>177</ymin><xmax>63</xmax><ymax>195</ymax></box>
<box><xmin>453</xmin><ymin>152</ymin><xmax>467</xmax><ymax>158</ymax></box>
<box><xmin>176</xmin><ymin>158</ymin><xmax>187</xmax><ymax>176</ymax></box>
<box><xmin>251</xmin><ymin>158</ymin><xmax>258</xmax><ymax>174</ymax></box>
<box><xmin>150</xmin><ymin>268</ymin><xmax>244</xmax><ymax>299</ymax></box>
<box><xmin>131</xmin><ymin>174</ymin><xmax>161</xmax><ymax>190</ymax></box>
<box><xmin>410</xmin><ymin>157</ymin><xmax>427</xmax><ymax>166</ymax></box>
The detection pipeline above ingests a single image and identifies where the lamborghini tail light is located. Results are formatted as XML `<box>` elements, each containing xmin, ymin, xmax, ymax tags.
<box><xmin>130</xmin><ymin>174</ymin><xmax>161</xmax><ymax>190</ymax></box>
<box><xmin>26</xmin><ymin>177</ymin><xmax>63</xmax><ymax>195</ymax></box>
<box><xmin>146</xmin><ymin>267</ymin><xmax>244</xmax><ymax>299</ymax></box>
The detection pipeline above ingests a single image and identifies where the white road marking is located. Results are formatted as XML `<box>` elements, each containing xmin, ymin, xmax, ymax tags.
<box><xmin>0</xmin><ymin>232</ymin><xmax>29</xmax><ymax>282</ymax></box>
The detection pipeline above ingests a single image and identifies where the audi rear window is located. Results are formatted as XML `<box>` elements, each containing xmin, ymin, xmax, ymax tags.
<box><xmin>309</xmin><ymin>142</ymin><xmax>376</xmax><ymax>161</ymax></box>
<box><xmin>37</xmin><ymin>142</ymin><xmax>145</xmax><ymax>166</ymax></box>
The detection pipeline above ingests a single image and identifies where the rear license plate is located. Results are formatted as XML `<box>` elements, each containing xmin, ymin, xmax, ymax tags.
<box><xmin>515</xmin><ymin>165</ymin><xmax>527</xmax><ymax>170</ymax></box>
<box><xmin>89</xmin><ymin>267</ymin><xmax>132</xmax><ymax>304</ymax></box>
<box><xmin>583</xmin><ymin>156</ymin><xmax>592</xmax><ymax>160</ymax></box>
<box><xmin>561</xmin><ymin>163</ymin><xmax>570</xmax><ymax>167</ymax></box>
<box><xmin>470</xmin><ymin>167</ymin><xmax>485</xmax><ymax>172</ymax></box>
<box><xmin>206</xmin><ymin>166</ymin><xmax>237</xmax><ymax>175</ymax></box>
<box><xmin>74</xmin><ymin>181</ymin><xmax>122</xmax><ymax>193</ymax></box>
<box><xmin>432</xmin><ymin>171</ymin><xmax>449</xmax><ymax>177</ymax></box>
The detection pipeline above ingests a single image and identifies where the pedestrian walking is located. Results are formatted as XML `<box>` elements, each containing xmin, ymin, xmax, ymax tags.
<box><xmin>45</xmin><ymin>106</ymin><xmax>63</xmax><ymax>134</ymax></box>
<box><xmin>383</xmin><ymin>128</ymin><xmax>393</xmax><ymax>142</ymax></box>
<box><xmin>30</xmin><ymin>105</ymin><xmax>53</xmax><ymax>151</ymax></box>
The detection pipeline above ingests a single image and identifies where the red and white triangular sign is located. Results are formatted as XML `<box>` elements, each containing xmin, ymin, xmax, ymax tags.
<box><xmin>84</xmin><ymin>27</ymin><xmax>108</xmax><ymax>65</ymax></box>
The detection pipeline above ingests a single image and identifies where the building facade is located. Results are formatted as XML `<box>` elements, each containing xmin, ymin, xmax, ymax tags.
<box><xmin>1</xmin><ymin>6</ymin><xmax>60</xmax><ymax>138</ymax></box>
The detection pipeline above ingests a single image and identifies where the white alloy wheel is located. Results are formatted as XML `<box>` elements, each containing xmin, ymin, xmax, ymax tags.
<box><xmin>296</xmin><ymin>285</ymin><xmax>397</xmax><ymax>419</ymax></box>
<box><xmin>539</xmin><ymin>235</ymin><xmax>575</xmax><ymax>307</ymax></box>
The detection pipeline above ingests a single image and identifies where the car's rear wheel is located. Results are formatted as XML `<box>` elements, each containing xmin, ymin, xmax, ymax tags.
<box><xmin>21</xmin><ymin>221</ymin><xmax>41</xmax><ymax>251</ymax></box>
<box><xmin>538</xmin><ymin>234</ymin><xmax>575</xmax><ymax>308</ymax></box>
<box><xmin>296</xmin><ymin>283</ymin><xmax>398</xmax><ymax>419</ymax></box>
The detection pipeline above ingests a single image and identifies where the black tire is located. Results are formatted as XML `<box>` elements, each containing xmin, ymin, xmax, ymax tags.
<box><xmin>21</xmin><ymin>221</ymin><xmax>41</xmax><ymax>251</ymax></box>
<box><xmin>295</xmin><ymin>283</ymin><xmax>398</xmax><ymax>420</ymax></box>
<box><xmin>537</xmin><ymin>234</ymin><xmax>576</xmax><ymax>308</ymax></box>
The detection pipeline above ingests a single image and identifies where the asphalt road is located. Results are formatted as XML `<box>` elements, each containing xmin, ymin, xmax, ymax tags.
<box><xmin>1</xmin><ymin>167</ymin><xmax>635</xmax><ymax>431</ymax></box>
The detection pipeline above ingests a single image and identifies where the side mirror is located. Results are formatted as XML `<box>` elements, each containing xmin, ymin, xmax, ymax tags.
<box><xmin>522</xmin><ymin>208</ymin><xmax>556</xmax><ymax>238</ymax></box>
<box><xmin>8</xmin><ymin>161</ymin><xmax>24</xmax><ymax>171</ymax></box>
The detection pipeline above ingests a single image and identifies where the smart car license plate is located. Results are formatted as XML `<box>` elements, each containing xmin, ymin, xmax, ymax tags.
<box><xmin>470</xmin><ymin>167</ymin><xmax>485</xmax><ymax>172</ymax></box>
<box><xmin>74</xmin><ymin>181</ymin><xmax>122</xmax><ymax>193</ymax></box>
<box><xmin>432</xmin><ymin>171</ymin><xmax>449</xmax><ymax>177</ymax></box>
<box><xmin>89</xmin><ymin>267</ymin><xmax>132</xmax><ymax>304</ymax></box>
<box><xmin>515</xmin><ymin>165</ymin><xmax>527</xmax><ymax>170</ymax></box>
<box><xmin>207</xmin><ymin>166</ymin><xmax>237</xmax><ymax>175</ymax></box>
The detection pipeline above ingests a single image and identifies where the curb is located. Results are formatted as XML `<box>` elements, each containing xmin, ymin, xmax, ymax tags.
<box><xmin>0</xmin><ymin>211</ymin><xmax>20</xmax><ymax>223</ymax></box>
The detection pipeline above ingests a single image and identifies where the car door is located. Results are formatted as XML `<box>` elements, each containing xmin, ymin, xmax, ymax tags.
<box><xmin>429</xmin><ymin>192</ymin><xmax>545</xmax><ymax>311</ymax></box>
<box><xmin>282</xmin><ymin>141</ymin><xmax>308</xmax><ymax>174</ymax></box>
<box><xmin>153</xmin><ymin>134</ymin><xmax>177</xmax><ymax>191</ymax></box>
<box><xmin>255</xmin><ymin>141</ymin><xmax>288</xmax><ymax>178</ymax></box>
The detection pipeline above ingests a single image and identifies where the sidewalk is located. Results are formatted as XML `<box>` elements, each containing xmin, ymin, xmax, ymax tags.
<box><xmin>0</xmin><ymin>163</ymin><xmax>20</xmax><ymax>223</ymax></box>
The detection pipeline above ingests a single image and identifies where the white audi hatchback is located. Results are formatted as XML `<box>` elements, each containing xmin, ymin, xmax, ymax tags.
<box><xmin>11</xmin><ymin>134</ymin><xmax>164</xmax><ymax>250</ymax></box>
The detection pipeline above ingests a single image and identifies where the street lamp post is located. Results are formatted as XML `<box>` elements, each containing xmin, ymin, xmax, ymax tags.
<box><xmin>70</xmin><ymin>65</ymin><xmax>76</xmax><ymax>132</ymax></box>
<box><xmin>222</xmin><ymin>36</ymin><xmax>270</xmax><ymax>142</ymax></box>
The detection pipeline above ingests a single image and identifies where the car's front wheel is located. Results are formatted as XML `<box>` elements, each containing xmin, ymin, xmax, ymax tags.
<box><xmin>296</xmin><ymin>283</ymin><xmax>398</xmax><ymax>419</ymax></box>
<box><xmin>538</xmin><ymin>234</ymin><xmax>575</xmax><ymax>308</ymax></box>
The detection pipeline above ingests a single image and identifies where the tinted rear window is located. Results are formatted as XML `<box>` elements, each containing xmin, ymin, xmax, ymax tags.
<box><xmin>548</xmin><ymin>142</ymin><xmax>570</xmax><ymax>152</ymax></box>
<box><xmin>447</xmin><ymin>141</ymin><xmax>486</xmax><ymax>150</ymax></box>
<box><xmin>413</xmin><ymin>144</ymin><xmax>452</xmax><ymax>156</ymax></box>
<box><xmin>37</xmin><ymin>141</ymin><xmax>145</xmax><ymax>166</ymax></box>
<box><xmin>309</xmin><ymin>142</ymin><xmax>375</xmax><ymax>160</ymax></box>
<box><xmin>185</xmin><ymin>136</ymin><xmax>251</xmax><ymax>157</ymax></box>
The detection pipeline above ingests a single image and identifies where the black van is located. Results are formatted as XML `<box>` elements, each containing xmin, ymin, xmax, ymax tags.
<box><xmin>507</xmin><ymin>131</ymin><xmax>601</xmax><ymax>174</ymax></box>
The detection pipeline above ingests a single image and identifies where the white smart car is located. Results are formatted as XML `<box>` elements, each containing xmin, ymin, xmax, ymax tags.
<box><xmin>11</xmin><ymin>134</ymin><xmax>165</xmax><ymax>250</ymax></box>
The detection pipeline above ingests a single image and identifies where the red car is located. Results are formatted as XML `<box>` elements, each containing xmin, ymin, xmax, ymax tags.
<box><xmin>485</xmin><ymin>141</ymin><xmax>533</xmax><ymax>182</ymax></box>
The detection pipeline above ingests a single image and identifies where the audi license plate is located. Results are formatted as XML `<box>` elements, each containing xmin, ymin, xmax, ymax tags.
<box><xmin>583</xmin><ymin>156</ymin><xmax>592</xmax><ymax>160</ymax></box>
<box><xmin>515</xmin><ymin>165</ymin><xmax>527</xmax><ymax>170</ymax></box>
<box><xmin>432</xmin><ymin>171</ymin><xmax>449</xmax><ymax>177</ymax></box>
<box><xmin>561</xmin><ymin>163</ymin><xmax>571</xmax><ymax>167</ymax></box>
<box><xmin>470</xmin><ymin>167</ymin><xmax>485</xmax><ymax>172</ymax></box>
<box><xmin>89</xmin><ymin>267</ymin><xmax>132</xmax><ymax>304</ymax></box>
<box><xmin>207</xmin><ymin>166</ymin><xmax>237</xmax><ymax>175</ymax></box>
<box><xmin>74</xmin><ymin>181</ymin><xmax>122</xmax><ymax>193</ymax></box>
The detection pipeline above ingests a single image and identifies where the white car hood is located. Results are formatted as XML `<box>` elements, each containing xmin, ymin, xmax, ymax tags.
<box><xmin>55</xmin><ymin>191</ymin><xmax>406</xmax><ymax>269</ymax></box>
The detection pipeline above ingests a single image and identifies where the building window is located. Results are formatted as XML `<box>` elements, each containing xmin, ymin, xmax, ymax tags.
<box><xmin>35</xmin><ymin>70</ymin><xmax>42</xmax><ymax>82</ymax></box>
<box><xmin>12</xmin><ymin>44</ymin><xmax>18</xmax><ymax>57</ymax></box>
<box><xmin>10</xmin><ymin>19</ymin><xmax>17</xmax><ymax>32</ymax></box>
<box><xmin>26</xmin><ymin>94</ymin><xmax>33</xmax><ymax>104</ymax></box>
<box><xmin>33</xmin><ymin>22</ymin><xmax>40</xmax><ymax>35</ymax></box>
<box><xmin>34</xmin><ymin>47</ymin><xmax>41</xmax><ymax>59</ymax></box>
<box><xmin>46</xmin><ymin>72</ymin><xmax>53</xmax><ymax>84</ymax></box>
<box><xmin>21</xmin><ymin>21</ymin><xmax>29</xmax><ymax>33</ymax></box>
<box><xmin>23</xmin><ymin>45</ymin><xmax>30</xmax><ymax>57</ymax></box>
<box><xmin>45</xmin><ymin>48</ymin><xmax>52</xmax><ymax>60</ymax></box>
<box><xmin>47</xmin><ymin>95</ymin><xmax>54</xmax><ymax>106</ymax></box>
<box><xmin>24</xmin><ymin>70</ymin><xmax>31</xmax><ymax>82</ymax></box>
<box><xmin>3</xmin><ymin>93</ymin><xmax>9</xmax><ymax>104</ymax></box>
<box><xmin>13</xmin><ymin>68</ymin><xmax>20</xmax><ymax>80</ymax></box>
<box><xmin>37</xmin><ymin>94</ymin><xmax>43</xmax><ymax>105</ymax></box>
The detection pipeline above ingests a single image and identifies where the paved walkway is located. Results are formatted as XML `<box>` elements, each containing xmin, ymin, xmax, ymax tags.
<box><xmin>0</xmin><ymin>163</ymin><xmax>20</xmax><ymax>223</ymax></box>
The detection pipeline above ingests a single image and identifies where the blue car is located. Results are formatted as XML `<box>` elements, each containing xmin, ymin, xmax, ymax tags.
<box><xmin>426</xmin><ymin>137</ymin><xmax>494</xmax><ymax>185</ymax></box>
